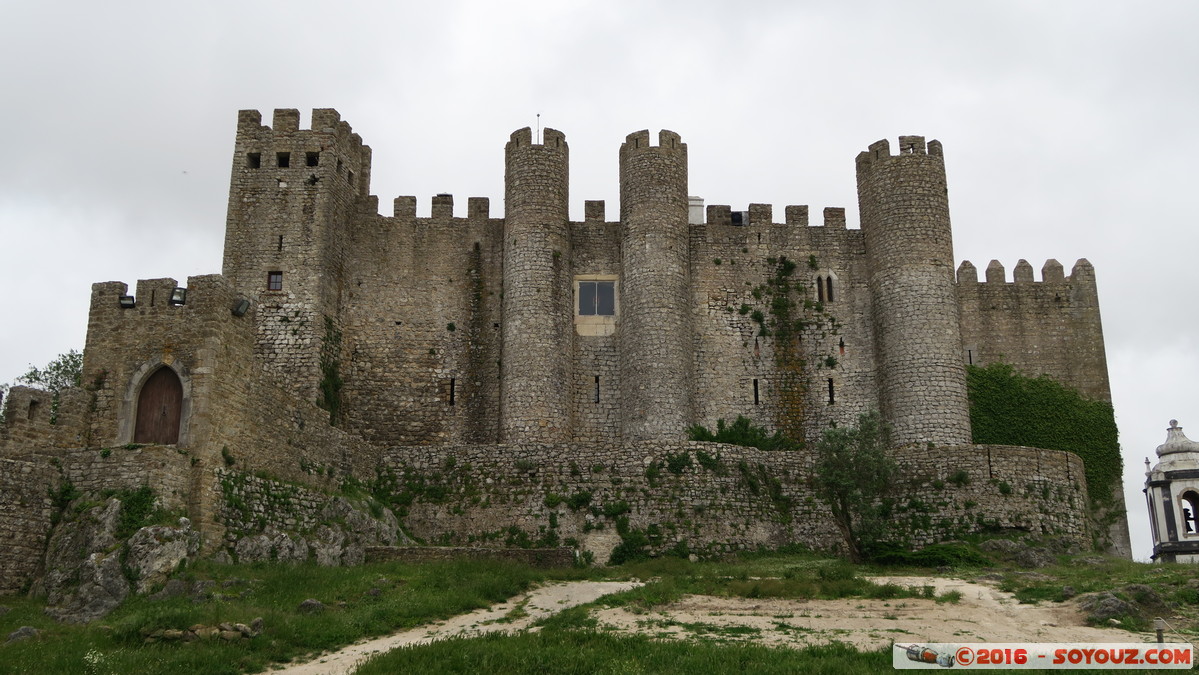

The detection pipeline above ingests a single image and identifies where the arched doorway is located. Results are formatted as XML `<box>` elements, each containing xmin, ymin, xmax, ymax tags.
<box><xmin>134</xmin><ymin>367</ymin><xmax>182</xmax><ymax>444</ymax></box>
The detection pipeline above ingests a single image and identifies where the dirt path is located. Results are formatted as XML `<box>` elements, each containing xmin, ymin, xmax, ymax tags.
<box><xmin>593</xmin><ymin>575</ymin><xmax>1147</xmax><ymax>651</ymax></box>
<box><xmin>273</xmin><ymin>575</ymin><xmax>1151</xmax><ymax>673</ymax></box>
<box><xmin>269</xmin><ymin>580</ymin><xmax>643</xmax><ymax>674</ymax></box>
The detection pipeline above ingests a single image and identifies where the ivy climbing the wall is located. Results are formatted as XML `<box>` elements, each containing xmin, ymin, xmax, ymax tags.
<box><xmin>966</xmin><ymin>362</ymin><xmax>1121</xmax><ymax>508</ymax></box>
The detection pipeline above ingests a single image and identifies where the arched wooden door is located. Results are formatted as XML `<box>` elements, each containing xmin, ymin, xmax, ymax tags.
<box><xmin>133</xmin><ymin>367</ymin><xmax>182</xmax><ymax>444</ymax></box>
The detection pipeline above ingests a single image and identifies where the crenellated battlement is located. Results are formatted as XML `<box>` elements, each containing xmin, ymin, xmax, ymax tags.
<box><xmin>236</xmin><ymin>108</ymin><xmax>364</xmax><ymax>149</ymax></box>
<box><xmin>957</xmin><ymin>258</ymin><xmax>1097</xmax><ymax>286</ymax></box>
<box><xmin>620</xmin><ymin>129</ymin><xmax>685</xmax><ymax>153</ymax></box>
<box><xmin>231</xmin><ymin>108</ymin><xmax>371</xmax><ymax>194</ymax></box>
<box><xmin>506</xmin><ymin>127</ymin><xmax>567</xmax><ymax>150</ymax></box>
<box><xmin>855</xmin><ymin>135</ymin><xmax>944</xmax><ymax>172</ymax></box>
<box><xmin>87</xmin><ymin>275</ymin><xmax>254</xmax><ymax>330</ymax></box>
<box><xmin>386</xmin><ymin>194</ymin><xmax>493</xmax><ymax>221</ymax></box>
<box><xmin>702</xmin><ymin>204</ymin><xmax>848</xmax><ymax>228</ymax></box>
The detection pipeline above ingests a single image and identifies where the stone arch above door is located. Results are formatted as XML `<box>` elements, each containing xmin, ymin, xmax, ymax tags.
<box><xmin>134</xmin><ymin>366</ymin><xmax>183</xmax><ymax>444</ymax></box>
<box><xmin>117</xmin><ymin>359</ymin><xmax>192</xmax><ymax>446</ymax></box>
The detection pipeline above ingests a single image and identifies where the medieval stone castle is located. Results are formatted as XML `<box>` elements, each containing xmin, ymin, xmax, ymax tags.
<box><xmin>0</xmin><ymin>109</ymin><xmax>1130</xmax><ymax>595</ymax></box>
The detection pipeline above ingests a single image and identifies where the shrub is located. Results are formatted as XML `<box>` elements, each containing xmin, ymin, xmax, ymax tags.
<box><xmin>687</xmin><ymin>416</ymin><xmax>799</xmax><ymax>452</ymax></box>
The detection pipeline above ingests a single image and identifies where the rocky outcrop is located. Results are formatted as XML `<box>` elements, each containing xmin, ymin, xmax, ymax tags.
<box><xmin>142</xmin><ymin>618</ymin><xmax>263</xmax><ymax>644</ymax></box>
<box><xmin>6</xmin><ymin>626</ymin><xmax>38</xmax><ymax>643</ymax></box>
<box><xmin>35</xmin><ymin>497</ymin><xmax>200</xmax><ymax>623</ymax></box>
<box><xmin>43</xmin><ymin>549</ymin><xmax>129</xmax><ymax>624</ymax></box>
<box><xmin>125</xmin><ymin>518</ymin><xmax>200</xmax><ymax>594</ymax></box>
<box><xmin>220</xmin><ymin>479</ymin><xmax>408</xmax><ymax>565</ymax></box>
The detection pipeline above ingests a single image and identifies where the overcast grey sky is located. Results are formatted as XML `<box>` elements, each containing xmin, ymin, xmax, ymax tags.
<box><xmin>1</xmin><ymin>0</ymin><xmax>1195</xmax><ymax>560</ymax></box>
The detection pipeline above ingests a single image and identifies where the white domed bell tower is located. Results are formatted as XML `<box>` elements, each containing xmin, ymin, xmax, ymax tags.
<box><xmin>1145</xmin><ymin>420</ymin><xmax>1199</xmax><ymax>562</ymax></box>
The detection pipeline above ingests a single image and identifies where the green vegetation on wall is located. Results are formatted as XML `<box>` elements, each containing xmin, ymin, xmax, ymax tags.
<box><xmin>687</xmin><ymin>416</ymin><xmax>798</xmax><ymax>452</ymax></box>
<box><xmin>966</xmin><ymin>362</ymin><xmax>1120</xmax><ymax>507</ymax></box>
<box><xmin>737</xmin><ymin>256</ymin><xmax>841</xmax><ymax>440</ymax></box>
<box><xmin>318</xmin><ymin>317</ymin><xmax>344</xmax><ymax>425</ymax></box>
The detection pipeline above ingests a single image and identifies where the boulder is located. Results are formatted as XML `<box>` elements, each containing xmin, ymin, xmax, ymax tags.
<box><xmin>1078</xmin><ymin>592</ymin><xmax>1138</xmax><ymax>624</ymax></box>
<box><xmin>311</xmin><ymin>525</ymin><xmax>348</xmax><ymax>566</ymax></box>
<box><xmin>234</xmin><ymin>528</ymin><xmax>310</xmax><ymax>564</ymax></box>
<box><xmin>1013</xmin><ymin>547</ymin><xmax>1055</xmax><ymax>569</ymax></box>
<box><xmin>149</xmin><ymin>578</ymin><xmax>188</xmax><ymax>600</ymax></box>
<box><xmin>6</xmin><ymin>626</ymin><xmax>38</xmax><ymax>642</ymax></box>
<box><xmin>37</xmin><ymin>499</ymin><xmax>122</xmax><ymax>603</ymax></box>
<box><xmin>44</xmin><ymin>550</ymin><xmax>129</xmax><ymax>624</ymax></box>
<box><xmin>125</xmin><ymin>520</ymin><xmax>200</xmax><ymax>594</ymax></box>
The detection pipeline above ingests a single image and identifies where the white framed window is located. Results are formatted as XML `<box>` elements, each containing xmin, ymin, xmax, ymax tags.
<box><xmin>575</xmin><ymin>275</ymin><xmax>618</xmax><ymax>336</ymax></box>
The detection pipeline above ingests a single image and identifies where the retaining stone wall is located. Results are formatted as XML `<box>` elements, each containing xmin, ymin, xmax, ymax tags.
<box><xmin>0</xmin><ymin>459</ymin><xmax>58</xmax><ymax>594</ymax></box>
<box><xmin>380</xmin><ymin>441</ymin><xmax>1091</xmax><ymax>561</ymax></box>
<box><xmin>365</xmin><ymin>546</ymin><xmax>574</xmax><ymax>568</ymax></box>
<box><xmin>57</xmin><ymin>445</ymin><xmax>193</xmax><ymax>512</ymax></box>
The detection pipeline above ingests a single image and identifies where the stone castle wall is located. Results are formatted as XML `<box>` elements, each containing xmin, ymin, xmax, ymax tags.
<box><xmin>957</xmin><ymin>258</ymin><xmax>1109</xmax><ymax>402</ymax></box>
<box><xmin>0</xmin><ymin>112</ymin><xmax>1126</xmax><ymax>594</ymax></box>
<box><xmin>212</xmin><ymin>112</ymin><xmax>1113</xmax><ymax>456</ymax></box>
<box><xmin>569</xmin><ymin>211</ymin><xmax>623</xmax><ymax>441</ymax></box>
<box><xmin>380</xmin><ymin>441</ymin><xmax>1090</xmax><ymax>560</ymax></box>
<box><xmin>56</xmin><ymin>446</ymin><xmax>193</xmax><ymax>511</ymax></box>
<box><xmin>0</xmin><ymin>387</ymin><xmax>92</xmax><ymax>452</ymax></box>
<box><xmin>0</xmin><ymin>458</ymin><xmax>58</xmax><ymax>594</ymax></box>
<box><xmin>222</xmin><ymin>109</ymin><xmax>371</xmax><ymax>404</ymax></box>
<box><xmin>688</xmin><ymin>207</ymin><xmax>879</xmax><ymax>446</ymax></box>
<box><xmin>339</xmin><ymin>197</ymin><xmax>504</xmax><ymax>447</ymax></box>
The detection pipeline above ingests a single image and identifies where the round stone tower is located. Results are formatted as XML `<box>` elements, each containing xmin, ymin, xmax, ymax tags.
<box><xmin>501</xmin><ymin>127</ymin><xmax>573</xmax><ymax>443</ymax></box>
<box><xmin>857</xmin><ymin>136</ymin><xmax>971</xmax><ymax>446</ymax></box>
<box><xmin>619</xmin><ymin>130</ymin><xmax>693</xmax><ymax>441</ymax></box>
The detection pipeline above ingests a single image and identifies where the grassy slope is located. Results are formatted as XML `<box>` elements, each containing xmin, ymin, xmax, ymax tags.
<box><xmin>2</xmin><ymin>548</ymin><xmax>1197</xmax><ymax>674</ymax></box>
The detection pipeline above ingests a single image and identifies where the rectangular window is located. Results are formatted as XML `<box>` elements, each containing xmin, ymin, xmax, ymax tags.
<box><xmin>306</xmin><ymin>151</ymin><xmax>320</xmax><ymax>167</ymax></box>
<box><xmin>276</xmin><ymin>152</ymin><xmax>290</xmax><ymax>168</ymax></box>
<box><xmin>579</xmin><ymin>281</ymin><xmax>615</xmax><ymax>316</ymax></box>
<box><xmin>246</xmin><ymin>152</ymin><xmax>261</xmax><ymax>169</ymax></box>
<box><xmin>267</xmin><ymin>271</ymin><xmax>283</xmax><ymax>291</ymax></box>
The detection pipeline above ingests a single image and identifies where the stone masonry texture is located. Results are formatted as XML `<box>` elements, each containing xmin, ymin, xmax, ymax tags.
<box><xmin>0</xmin><ymin>109</ymin><xmax>1131</xmax><ymax>592</ymax></box>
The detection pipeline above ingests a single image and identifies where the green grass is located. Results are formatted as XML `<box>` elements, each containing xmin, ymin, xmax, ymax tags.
<box><xmin>4</xmin><ymin>542</ymin><xmax>1193</xmax><ymax>674</ymax></box>
<box><xmin>592</xmin><ymin>552</ymin><xmax>977</xmax><ymax>610</ymax></box>
<box><xmin>356</xmin><ymin>630</ymin><xmax>889</xmax><ymax>674</ymax></box>
<box><xmin>0</xmin><ymin>558</ymin><xmax>586</xmax><ymax>675</ymax></box>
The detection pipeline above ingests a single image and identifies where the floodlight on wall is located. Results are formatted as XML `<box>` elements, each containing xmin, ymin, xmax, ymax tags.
<box><xmin>118</xmin><ymin>295</ymin><xmax>136</xmax><ymax>309</ymax></box>
<box><xmin>231</xmin><ymin>298</ymin><xmax>251</xmax><ymax>317</ymax></box>
<box><xmin>168</xmin><ymin>287</ymin><xmax>187</xmax><ymax>306</ymax></box>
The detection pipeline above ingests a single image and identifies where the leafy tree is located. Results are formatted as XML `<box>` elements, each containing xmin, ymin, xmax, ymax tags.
<box><xmin>1</xmin><ymin>349</ymin><xmax>83</xmax><ymax>408</ymax></box>
<box><xmin>15</xmin><ymin>349</ymin><xmax>83</xmax><ymax>392</ymax></box>
<box><xmin>811</xmin><ymin>411</ymin><xmax>896</xmax><ymax>563</ymax></box>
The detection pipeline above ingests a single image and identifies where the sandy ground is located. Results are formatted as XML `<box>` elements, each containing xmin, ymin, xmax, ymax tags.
<box><xmin>273</xmin><ymin>575</ymin><xmax>1150</xmax><ymax>673</ymax></box>
<box><xmin>594</xmin><ymin>576</ymin><xmax>1145</xmax><ymax>650</ymax></box>
<box><xmin>269</xmin><ymin>580</ymin><xmax>642</xmax><ymax>674</ymax></box>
